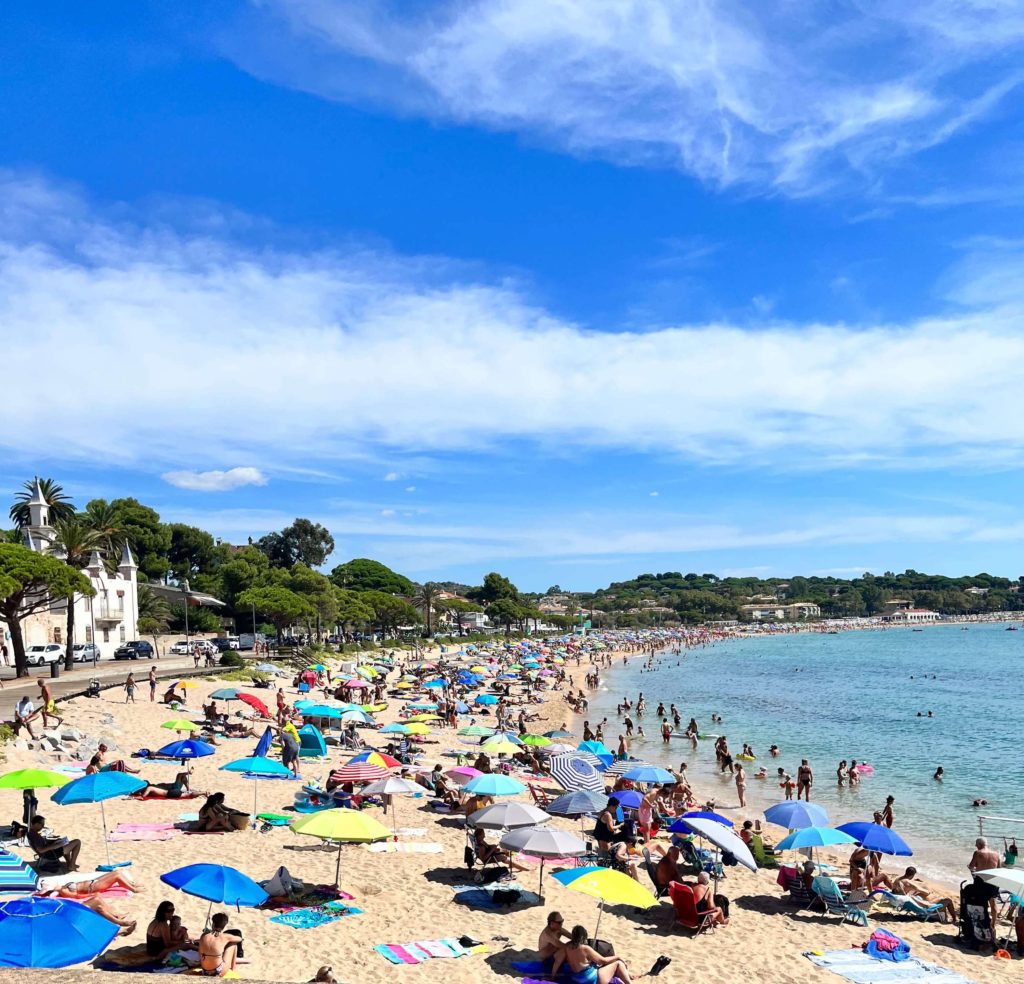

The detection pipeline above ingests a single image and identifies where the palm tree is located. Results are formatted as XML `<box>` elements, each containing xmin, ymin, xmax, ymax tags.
<box><xmin>411</xmin><ymin>581</ymin><xmax>442</xmax><ymax>637</ymax></box>
<box><xmin>83</xmin><ymin>500</ymin><xmax>124</xmax><ymax>573</ymax></box>
<box><xmin>136</xmin><ymin>585</ymin><xmax>171</xmax><ymax>658</ymax></box>
<box><xmin>9</xmin><ymin>477</ymin><xmax>76</xmax><ymax>529</ymax></box>
<box><xmin>51</xmin><ymin>518</ymin><xmax>102</xmax><ymax>669</ymax></box>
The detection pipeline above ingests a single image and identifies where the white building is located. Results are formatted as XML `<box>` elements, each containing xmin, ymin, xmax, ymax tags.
<box><xmin>6</xmin><ymin>480</ymin><xmax>140</xmax><ymax>660</ymax></box>
<box><xmin>881</xmin><ymin>608</ymin><xmax>939</xmax><ymax>624</ymax></box>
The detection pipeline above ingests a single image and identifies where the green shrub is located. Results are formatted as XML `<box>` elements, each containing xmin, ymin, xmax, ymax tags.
<box><xmin>219</xmin><ymin>651</ymin><xmax>244</xmax><ymax>668</ymax></box>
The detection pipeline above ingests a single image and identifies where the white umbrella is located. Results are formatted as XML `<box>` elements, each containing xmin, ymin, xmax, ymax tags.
<box><xmin>974</xmin><ymin>868</ymin><xmax>1024</xmax><ymax>894</ymax></box>
<box><xmin>360</xmin><ymin>776</ymin><xmax>424</xmax><ymax>837</ymax></box>
<box><xmin>680</xmin><ymin>816</ymin><xmax>757</xmax><ymax>872</ymax></box>
<box><xmin>469</xmin><ymin>802</ymin><xmax>550</xmax><ymax>830</ymax></box>
<box><xmin>500</xmin><ymin>825</ymin><xmax>587</xmax><ymax>900</ymax></box>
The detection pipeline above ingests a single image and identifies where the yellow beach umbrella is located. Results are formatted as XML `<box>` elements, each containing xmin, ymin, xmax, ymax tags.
<box><xmin>292</xmin><ymin>808</ymin><xmax>391</xmax><ymax>885</ymax></box>
<box><xmin>481</xmin><ymin>739</ymin><xmax>521</xmax><ymax>755</ymax></box>
<box><xmin>174</xmin><ymin>681</ymin><xmax>199</xmax><ymax>689</ymax></box>
<box><xmin>395</xmin><ymin>682</ymin><xmax>413</xmax><ymax>690</ymax></box>
<box><xmin>552</xmin><ymin>866</ymin><xmax>658</xmax><ymax>936</ymax></box>
<box><xmin>403</xmin><ymin>723</ymin><xmax>431</xmax><ymax>736</ymax></box>
<box><xmin>406</xmin><ymin>713</ymin><xmax>441</xmax><ymax>722</ymax></box>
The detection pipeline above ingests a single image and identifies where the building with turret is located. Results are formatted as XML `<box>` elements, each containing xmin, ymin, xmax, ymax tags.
<box><xmin>7</xmin><ymin>479</ymin><xmax>140</xmax><ymax>660</ymax></box>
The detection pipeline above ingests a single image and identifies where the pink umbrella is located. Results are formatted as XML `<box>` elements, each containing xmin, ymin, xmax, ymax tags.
<box><xmin>445</xmin><ymin>767</ymin><xmax>483</xmax><ymax>786</ymax></box>
<box><xmin>343</xmin><ymin>680</ymin><xmax>369</xmax><ymax>690</ymax></box>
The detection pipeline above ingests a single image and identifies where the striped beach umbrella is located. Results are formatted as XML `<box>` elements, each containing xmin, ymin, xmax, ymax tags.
<box><xmin>569</xmin><ymin>751</ymin><xmax>609</xmax><ymax>771</ymax></box>
<box><xmin>0</xmin><ymin>852</ymin><xmax>37</xmax><ymax>895</ymax></box>
<box><xmin>329</xmin><ymin>762</ymin><xmax>388</xmax><ymax>784</ymax></box>
<box><xmin>604</xmin><ymin>759</ymin><xmax>654</xmax><ymax>777</ymax></box>
<box><xmin>549</xmin><ymin>755</ymin><xmax>605</xmax><ymax>793</ymax></box>
<box><xmin>349</xmin><ymin>751</ymin><xmax>401</xmax><ymax>769</ymax></box>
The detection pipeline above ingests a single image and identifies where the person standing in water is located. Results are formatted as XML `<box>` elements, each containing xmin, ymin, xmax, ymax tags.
<box><xmin>797</xmin><ymin>760</ymin><xmax>813</xmax><ymax>801</ymax></box>
<box><xmin>735</xmin><ymin>762</ymin><xmax>747</xmax><ymax>808</ymax></box>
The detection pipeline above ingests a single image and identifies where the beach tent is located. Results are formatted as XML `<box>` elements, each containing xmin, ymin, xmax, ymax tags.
<box><xmin>297</xmin><ymin>724</ymin><xmax>327</xmax><ymax>758</ymax></box>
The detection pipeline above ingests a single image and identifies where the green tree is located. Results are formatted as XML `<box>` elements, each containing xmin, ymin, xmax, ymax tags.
<box><xmin>0</xmin><ymin>543</ymin><xmax>94</xmax><ymax>677</ymax></box>
<box><xmin>136</xmin><ymin>584</ymin><xmax>171</xmax><ymax>656</ymax></box>
<box><xmin>9</xmin><ymin>477</ymin><xmax>76</xmax><ymax>530</ymax></box>
<box><xmin>257</xmin><ymin>519</ymin><xmax>335</xmax><ymax>569</ymax></box>
<box><xmin>485</xmin><ymin>598</ymin><xmax>522</xmax><ymax>636</ymax></box>
<box><xmin>471</xmin><ymin>572</ymin><xmax>519</xmax><ymax>605</ymax></box>
<box><xmin>217</xmin><ymin>547</ymin><xmax>271</xmax><ymax>620</ymax></box>
<box><xmin>436</xmin><ymin>597</ymin><xmax>481</xmax><ymax>636</ymax></box>
<box><xmin>288</xmin><ymin>564</ymin><xmax>339</xmax><ymax>640</ymax></box>
<box><xmin>166</xmin><ymin>523</ymin><xmax>217</xmax><ymax>580</ymax></box>
<box><xmin>330</xmin><ymin>558</ymin><xmax>413</xmax><ymax>595</ymax></box>
<box><xmin>411</xmin><ymin>581</ymin><xmax>443</xmax><ymax>636</ymax></box>
<box><xmin>88</xmin><ymin>498</ymin><xmax>170</xmax><ymax>582</ymax></box>
<box><xmin>51</xmin><ymin>518</ymin><xmax>102</xmax><ymax>669</ymax></box>
<box><xmin>333</xmin><ymin>587</ymin><xmax>374</xmax><ymax>641</ymax></box>
<box><xmin>361</xmin><ymin>590</ymin><xmax>421</xmax><ymax>639</ymax></box>
<box><xmin>237</xmin><ymin>586</ymin><xmax>312</xmax><ymax>642</ymax></box>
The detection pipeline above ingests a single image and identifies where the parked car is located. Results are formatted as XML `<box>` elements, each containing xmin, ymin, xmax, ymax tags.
<box><xmin>26</xmin><ymin>644</ymin><xmax>63</xmax><ymax>666</ymax></box>
<box><xmin>114</xmin><ymin>640</ymin><xmax>154</xmax><ymax>660</ymax></box>
<box><xmin>213</xmin><ymin>638</ymin><xmax>233</xmax><ymax>652</ymax></box>
<box><xmin>72</xmin><ymin>643</ymin><xmax>101</xmax><ymax>662</ymax></box>
<box><xmin>168</xmin><ymin>640</ymin><xmax>191</xmax><ymax>655</ymax></box>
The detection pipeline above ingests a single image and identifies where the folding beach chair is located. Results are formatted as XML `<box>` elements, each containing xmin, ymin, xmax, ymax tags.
<box><xmin>668</xmin><ymin>881</ymin><xmax>716</xmax><ymax>935</ymax></box>
<box><xmin>813</xmin><ymin>876</ymin><xmax>871</xmax><ymax>927</ymax></box>
<box><xmin>641</xmin><ymin>848</ymin><xmax>668</xmax><ymax>898</ymax></box>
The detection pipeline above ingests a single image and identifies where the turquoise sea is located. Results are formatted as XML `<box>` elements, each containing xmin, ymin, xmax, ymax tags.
<box><xmin>585</xmin><ymin>622</ymin><xmax>1023</xmax><ymax>886</ymax></box>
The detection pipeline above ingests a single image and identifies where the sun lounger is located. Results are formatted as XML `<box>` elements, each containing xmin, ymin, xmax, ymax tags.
<box><xmin>813</xmin><ymin>875</ymin><xmax>871</xmax><ymax>926</ymax></box>
<box><xmin>869</xmin><ymin>889</ymin><xmax>945</xmax><ymax>922</ymax></box>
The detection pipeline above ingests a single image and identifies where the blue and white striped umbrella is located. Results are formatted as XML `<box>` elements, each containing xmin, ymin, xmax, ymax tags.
<box><xmin>604</xmin><ymin>759</ymin><xmax>654</xmax><ymax>777</ymax></box>
<box><xmin>549</xmin><ymin>754</ymin><xmax>605</xmax><ymax>793</ymax></box>
<box><xmin>0</xmin><ymin>852</ymin><xmax>37</xmax><ymax>895</ymax></box>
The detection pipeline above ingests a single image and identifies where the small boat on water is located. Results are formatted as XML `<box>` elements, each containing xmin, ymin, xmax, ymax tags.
<box><xmin>1007</xmin><ymin>626</ymin><xmax>1018</xmax><ymax>631</ymax></box>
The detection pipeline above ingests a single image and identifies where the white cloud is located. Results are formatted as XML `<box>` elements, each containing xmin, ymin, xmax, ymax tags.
<box><xmin>405</xmin><ymin>485</ymin><xmax>417</xmax><ymax>493</ymax></box>
<box><xmin>383</xmin><ymin>471</ymin><xmax>400</xmax><ymax>481</ymax></box>
<box><xmin>161</xmin><ymin>466</ymin><xmax>268</xmax><ymax>492</ymax></box>
<box><xmin>649</xmin><ymin>491</ymin><xmax>659</xmax><ymax>497</ymax></box>
<box><xmin>380</xmin><ymin>508</ymin><xmax>395</xmax><ymax>517</ymax></box>
<box><xmin>223</xmin><ymin>0</ymin><xmax>1024</xmax><ymax>194</ymax></box>
<box><xmin>4</xmin><ymin>172</ymin><xmax>1024</xmax><ymax>475</ymax></box>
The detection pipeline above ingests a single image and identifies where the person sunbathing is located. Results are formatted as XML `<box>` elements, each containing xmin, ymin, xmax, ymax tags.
<box><xmin>550</xmin><ymin>924</ymin><xmax>635</xmax><ymax>984</ymax></box>
<box><xmin>198</xmin><ymin>912</ymin><xmax>242</xmax><ymax>976</ymax></box>
<box><xmin>885</xmin><ymin>867</ymin><xmax>957</xmax><ymax>921</ymax></box>
<box><xmin>39</xmin><ymin>869</ymin><xmax>141</xmax><ymax>896</ymax></box>
<box><xmin>136</xmin><ymin>770</ymin><xmax>194</xmax><ymax>799</ymax></box>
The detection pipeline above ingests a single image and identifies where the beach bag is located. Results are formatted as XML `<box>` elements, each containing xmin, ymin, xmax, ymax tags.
<box><xmin>464</xmin><ymin>845</ymin><xmax>475</xmax><ymax>868</ymax></box>
<box><xmin>262</xmin><ymin>866</ymin><xmax>304</xmax><ymax>898</ymax></box>
<box><xmin>492</xmin><ymin>888</ymin><xmax>521</xmax><ymax>905</ymax></box>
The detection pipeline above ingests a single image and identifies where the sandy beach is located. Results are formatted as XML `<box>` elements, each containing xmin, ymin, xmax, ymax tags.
<box><xmin>1</xmin><ymin>643</ymin><xmax>1015</xmax><ymax>984</ymax></box>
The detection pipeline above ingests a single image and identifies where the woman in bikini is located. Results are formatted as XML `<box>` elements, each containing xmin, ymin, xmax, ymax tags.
<box><xmin>198</xmin><ymin>912</ymin><xmax>242</xmax><ymax>976</ymax></box>
<box><xmin>550</xmin><ymin>925</ymin><xmax>635</xmax><ymax>984</ymax></box>
<box><xmin>136</xmin><ymin>769</ymin><xmax>194</xmax><ymax>800</ymax></box>
<box><xmin>146</xmin><ymin>901</ymin><xmax>177</xmax><ymax>959</ymax></box>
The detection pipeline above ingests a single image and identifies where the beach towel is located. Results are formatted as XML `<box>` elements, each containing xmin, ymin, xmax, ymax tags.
<box><xmin>268</xmin><ymin>904</ymin><xmax>361</xmax><ymax>929</ymax></box>
<box><xmin>452</xmin><ymin>884</ymin><xmax>541</xmax><ymax>910</ymax></box>
<box><xmin>374</xmin><ymin>940</ymin><xmax>477</xmax><ymax>964</ymax></box>
<box><xmin>177</xmin><ymin>813</ymin><xmax>200</xmax><ymax>823</ymax></box>
<box><xmin>804</xmin><ymin>949</ymin><xmax>977</xmax><ymax>984</ymax></box>
<box><xmin>866</xmin><ymin>929</ymin><xmax>910</xmax><ymax>963</ymax></box>
<box><xmin>132</xmin><ymin>791</ymin><xmax>201</xmax><ymax>800</ymax></box>
<box><xmin>115</xmin><ymin>823</ymin><xmax>176</xmax><ymax>832</ymax></box>
<box><xmin>366</xmin><ymin>841</ymin><xmax>443</xmax><ymax>854</ymax></box>
<box><xmin>108</xmin><ymin>823</ymin><xmax>180</xmax><ymax>842</ymax></box>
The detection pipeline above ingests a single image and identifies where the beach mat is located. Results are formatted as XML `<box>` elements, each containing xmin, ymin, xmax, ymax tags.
<box><xmin>269</xmin><ymin>903</ymin><xmax>361</xmax><ymax>929</ymax></box>
<box><xmin>366</xmin><ymin>842</ymin><xmax>442</xmax><ymax>854</ymax></box>
<box><xmin>375</xmin><ymin>940</ymin><xmax>476</xmax><ymax>964</ymax></box>
<box><xmin>452</xmin><ymin>884</ymin><xmax>541</xmax><ymax>910</ymax></box>
<box><xmin>804</xmin><ymin>950</ymin><xmax>977</xmax><ymax>984</ymax></box>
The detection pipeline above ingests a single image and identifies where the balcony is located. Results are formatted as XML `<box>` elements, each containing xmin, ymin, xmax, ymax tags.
<box><xmin>93</xmin><ymin>602</ymin><xmax>125</xmax><ymax>624</ymax></box>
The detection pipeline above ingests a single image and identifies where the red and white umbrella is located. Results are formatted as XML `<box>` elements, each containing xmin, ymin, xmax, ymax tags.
<box><xmin>329</xmin><ymin>763</ymin><xmax>388</xmax><ymax>784</ymax></box>
<box><xmin>237</xmin><ymin>693</ymin><xmax>271</xmax><ymax>718</ymax></box>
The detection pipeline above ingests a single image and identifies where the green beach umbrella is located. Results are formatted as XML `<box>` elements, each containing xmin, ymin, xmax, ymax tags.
<box><xmin>0</xmin><ymin>769</ymin><xmax>70</xmax><ymax>826</ymax></box>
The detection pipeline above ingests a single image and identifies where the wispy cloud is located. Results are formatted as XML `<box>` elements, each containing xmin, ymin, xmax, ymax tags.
<box><xmin>221</xmin><ymin>0</ymin><xmax>1024</xmax><ymax>195</ymax></box>
<box><xmin>161</xmin><ymin>467</ymin><xmax>268</xmax><ymax>492</ymax></box>
<box><xmin>4</xmin><ymin>172</ymin><xmax>1024</xmax><ymax>477</ymax></box>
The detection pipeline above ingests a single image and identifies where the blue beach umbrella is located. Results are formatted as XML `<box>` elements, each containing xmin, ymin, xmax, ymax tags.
<box><xmin>423</xmin><ymin>679</ymin><xmax>447</xmax><ymax>688</ymax></box>
<box><xmin>611</xmin><ymin>790</ymin><xmax>643</xmax><ymax>810</ymax></box>
<box><xmin>775</xmin><ymin>826</ymin><xmax>857</xmax><ymax>851</ymax></box>
<box><xmin>0</xmin><ymin>852</ymin><xmax>38</xmax><ymax>895</ymax></box>
<box><xmin>51</xmin><ymin>771</ymin><xmax>147</xmax><ymax>866</ymax></box>
<box><xmin>474</xmin><ymin>694</ymin><xmax>499</xmax><ymax>706</ymax></box>
<box><xmin>209</xmin><ymin>688</ymin><xmax>241</xmax><ymax>700</ymax></box>
<box><xmin>0</xmin><ymin>896</ymin><xmax>119</xmax><ymax>967</ymax></box>
<box><xmin>544</xmin><ymin>730</ymin><xmax>574</xmax><ymax>739</ymax></box>
<box><xmin>622</xmin><ymin>765</ymin><xmax>675</xmax><ymax>785</ymax></box>
<box><xmin>764</xmin><ymin>801</ymin><xmax>829</xmax><ymax>830</ymax></box>
<box><xmin>836</xmin><ymin>822</ymin><xmax>913</xmax><ymax>856</ymax></box>
<box><xmin>161</xmin><ymin>863</ymin><xmax>268</xmax><ymax>923</ymax></box>
<box><xmin>454</xmin><ymin>701</ymin><xmax>470</xmax><ymax>714</ymax></box>
<box><xmin>157</xmin><ymin>738</ymin><xmax>215</xmax><ymax>762</ymax></box>
<box><xmin>379</xmin><ymin>723</ymin><xmax>411</xmax><ymax>735</ymax></box>
<box><xmin>546</xmin><ymin>789</ymin><xmax>608</xmax><ymax>817</ymax></box>
<box><xmin>549</xmin><ymin>755</ymin><xmax>605</xmax><ymax>793</ymax></box>
<box><xmin>221</xmin><ymin>755</ymin><xmax>293</xmax><ymax>818</ymax></box>
<box><xmin>253</xmin><ymin>727</ymin><xmax>273</xmax><ymax>758</ymax></box>
<box><xmin>668</xmin><ymin>810</ymin><xmax>734</xmax><ymax>829</ymax></box>
<box><xmin>463</xmin><ymin>774</ymin><xmax>526</xmax><ymax>797</ymax></box>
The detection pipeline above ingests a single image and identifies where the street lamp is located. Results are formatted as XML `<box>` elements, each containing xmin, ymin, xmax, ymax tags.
<box><xmin>182</xmin><ymin>578</ymin><xmax>190</xmax><ymax>661</ymax></box>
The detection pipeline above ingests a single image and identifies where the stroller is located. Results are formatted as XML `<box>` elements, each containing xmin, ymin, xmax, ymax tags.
<box><xmin>957</xmin><ymin>879</ymin><xmax>995</xmax><ymax>950</ymax></box>
<box><xmin>84</xmin><ymin>678</ymin><xmax>102</xmax><ymax>699</ymax></box>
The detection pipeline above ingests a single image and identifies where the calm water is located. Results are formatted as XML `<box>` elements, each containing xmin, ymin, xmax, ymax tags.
<box><xmin>585</xmin><ymin>622</ymin><xmax>1023</xmax><ymax>886</ymax></box>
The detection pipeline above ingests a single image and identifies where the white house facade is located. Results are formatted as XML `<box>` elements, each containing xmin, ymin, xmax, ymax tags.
<box><xmin>3</xmin><ymin>480</ymin><xmax>140</xmax><ymax>660</ymax></box>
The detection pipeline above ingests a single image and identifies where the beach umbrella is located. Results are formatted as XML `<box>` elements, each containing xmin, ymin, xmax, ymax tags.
<box><xmin>578</xmin><ymin>741</ymin><xmax>613</xmax><ymax>766</ymax></box>
<box><xmin>0</xmin><ymin>768</ymin><xmax>69</xmax><ymax>826</ymax></box>
<box><xmin>253</xmin><ymin>663</ymin><xmax>279</xmax><ymax>673</ymax></box>
<box><xmin>474</xmin><ymin>694</ymin><xmax>498</xmax><ymax>705</ymax></box>
<box><xmin>379</xmin><ymin>723</ymin><xmax>410</xmax><ymax>735</ymax></box>
<box><xmin>174</xmin><ymin>681</ymin><xmax>198</xmax><ymax>689</ymax></box>
<box><xmin>604</xmin><ymin>759</ymin><xmax>651</xmax><ymax>777</ymax></box>
<box><xmin>339</xmin><ymin>709</ymin><xmax>374</xmax><ymax>725</ymax></box>
<box><xmin>678</xmin><ymin>817</ymin><xmax>756</xmax><ymax>873</ymax></box>
<box><xmin>549</xmin><ymin>755</ymin><xmax>605</xmax><ymax>793</ymax></box>
<box><xmin>237</xmin><ymin>693</ymin><xmax>271</xmax><ymax>718</ymax></box>
<box><xmin>458</xmin><ymin>725</ymin><xmax>494</xmax><ymax>737</ymax></box>
<box><xmin>543</xmin><ymin>742</ymin><xmax>577</xmax><ymax>755</ymax></box>
<box><xmin>422</xmin><ymin>679</ymin><xmax>446</xmax><ymax>688</ymax></box>
<box><xmin>156</xmin><ymin>738</ymin><xmax>215</xmax><ymax>763</ymax></box>
<box><xmin>622</xmin><ymin>765</ymin><xmax>675</xmax><ymax>785</ymax></box>
<box><xmin>568</xmin><ymin>751</ymin><xmax>609</xmax><ymax>771</ymax></box>
<box><xmin>51</xmin><ymin>771</ymin><xmax>147</xmax><ymax>866</ymax></box>
<box><xmin>974</xmin><ymin>868</ymin><xmax>1024</xmax><ymax>895</ymax></box>
<box><xmin>330</xmin><ymin>762</ymin><xmax>388</xmax><ymax>784</ymax></box>
<box><xmin>544</xmin><ymin>730</ymin><xmax>573</xmax><ymax>739</ymax></box>
<box><xmin>405</xmin><ymin>713</ymin><xmax>441</xmax><ymax>722</ymax></box>
<box><xmin>0</xmin><ymin>896</ymin><xmax>119</xmax><ymax>967</ymax></box>
<box><xmin>764</xmin><ymin>801</ymin><xmax>828</xmax><ymax>830</ymax></box>
<box><xmin>469</xmin><ymin>802</ymin><xmax>550</xmax><ymax>831</ymax></box>
<box><xmin>835</xmin><ymin>822</ymin><xmax>912</xmax><ymax>856</ymax></box>
<box><xmin>209</xmin><ymin>688</ymin><xmax>241</xmax><ymax>700</ymax></box>
<box><xmin>350</xmin><ymin>751</ymin><xmax>402</xmax><ymax>769</ymax></box>
<box><xmin>487</xmin><ymin>730</ymin><xmax>524</xmax><ymax>745</ymax></box>
<box><xmin>500</xmin><ymin>826</ymin><xmax>587</xmax><ymax>899</ymax></box>
<box><xmin>0</xmin><ymin>852</ymin><xmax>38</xmax><ymax>895</ymax></box>
<box><xmin>161</xmin><ymin>863</ymin><xmax>268</xmax><ymax>923</ymax></box>
<box><xmin>464</xmin><ymin>774</ymin><xmax>526</xmax><ymax>797</ymax></box>
<box><xmin>552</xmin><ymin>866</ymin><xmax>657</xmax><ymax>936</ymax></box>
<box><xmin>220</xmin><ymin>755</ymin><xmax>293</xmax><ymax>818</ymax></box>
<box><xmin>445</xmin><ymin>767</ymin><xmax>482</xmax><ymax>786</ymax></box>
<box><xmin>480</xmin><ymin>738</ymin><xmax>522</xmax><ymax>756</ymax></box>
<box><xmin>775</xmin><ymin>825</ymin><xmax>856</xmax><ymax>875</ymax></box>
<box><xmin>520</xmin><ymin>734</ymin><xmax>552</xmax><ymax>747</ymax></box>
<box><xmin>253</xmin><ymin>727</ymin><xmax>273</xmax><ymax>758</ymax></box>
<box><xmin>161</xmin><ymin>719</ymin><xmax>202</xmax><ymax>733</ymax></box>
<box><xmin>343</xmin><ymin>680</ymin><xmax>369</xmax><ymax>690</ymax></box>
<box><xmin>454</xmin><ymin>701</ymin><xmax>470</xmax><ymax>715</ymax></box>
<box><xmin>609</xmin><ymin>790</ymin><xmax>642</xmax><ymax>810</ymax></box>
<box><xmin>675</xmin><ymin>810</ymin><xmax>734</xmax><ymax>828</ymax></box>
<box><xmin>359</xmin><ymin>776</ymin><xmax>423</xmax><ymax>836</ymax></box>
<box><xmin>291</xmin><ymin>809</ymin><xmax>390</xmax><ymax>885</ymax></box>
<box><xmin>404</xmin><ymin>723</ymin><xmax>431</xmax><ymax>735</ymax></box>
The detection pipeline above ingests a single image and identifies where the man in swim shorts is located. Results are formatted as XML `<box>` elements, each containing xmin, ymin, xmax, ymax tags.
<box><xmin>968</xmin><ymin>837</ymin><xmax>1002</xmax><ymax>930</ymax></box>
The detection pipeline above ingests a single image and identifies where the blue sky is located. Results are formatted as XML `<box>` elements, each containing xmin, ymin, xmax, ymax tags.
<box><xmin>3</xmin><ymin>1</ymin><xmax>1024</xmax><ymax>590</ymax></box>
